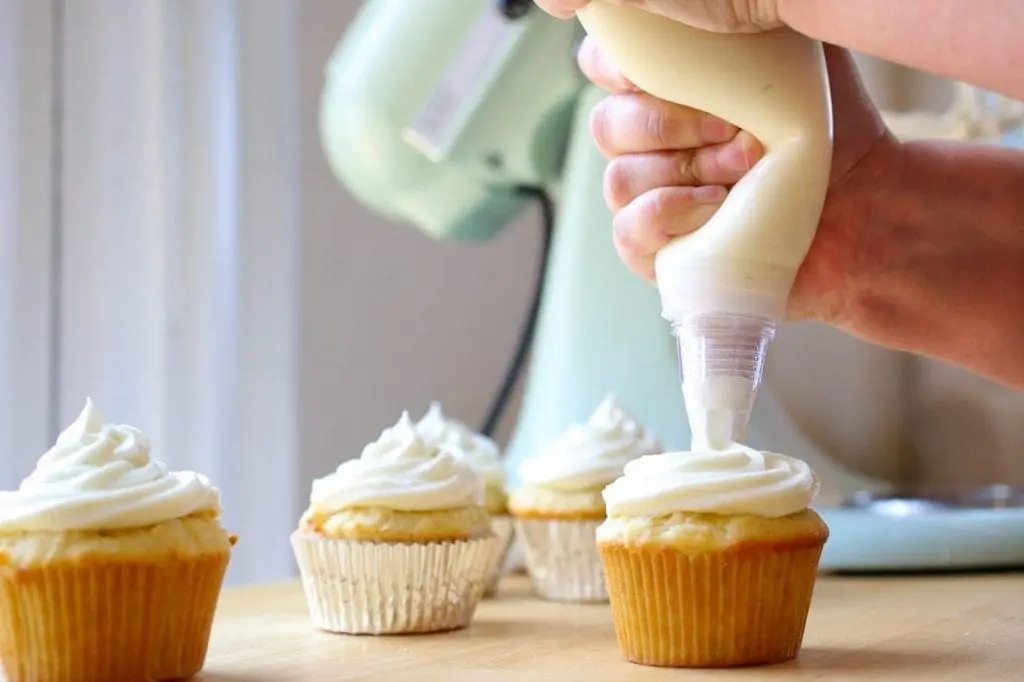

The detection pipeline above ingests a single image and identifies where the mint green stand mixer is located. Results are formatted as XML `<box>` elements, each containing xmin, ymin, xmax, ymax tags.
<box><xmin>320</xmin><ymin>0</ymin><xmax>1024</xmax><ymax>573</ymax></box>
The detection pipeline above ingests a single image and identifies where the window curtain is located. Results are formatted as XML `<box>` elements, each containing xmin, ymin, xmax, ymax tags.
<box><xmin>0</xmin><ymin>1</ymin><xmax>56</xmax><ymax>496</ymax></box>
<box><xmin>1</xmin><ymin>0</ymin><xmax>302</xmax><ymax>586</ymax></box>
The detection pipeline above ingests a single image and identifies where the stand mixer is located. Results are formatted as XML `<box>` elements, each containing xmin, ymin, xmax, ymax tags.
<box><xmin>319</xmin><ymin>0</ymin><xmax>1024</xmax><ymax>572</ymax></box>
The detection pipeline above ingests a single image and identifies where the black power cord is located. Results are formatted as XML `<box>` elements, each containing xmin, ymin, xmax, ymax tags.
<box><xmin>480</xmin><ymin>186</ymin><xmax>556</xmax><ymax>438</ymax></box>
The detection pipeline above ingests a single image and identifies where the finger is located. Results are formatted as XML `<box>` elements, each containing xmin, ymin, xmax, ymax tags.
<box><xmin>612</xmin><ymin>186</ymin><xmax>727</xmax><ymax>280</ymax></box>
<box><xmin>591</xmin><ymin>93</ymin><xmax>738</xmax><ymax>157</ymax></box>
<box><xmin>613</xmin><ymin>230</ymin><xmax>658</xmax><ymax>281</ymax></box>
<box><xmin>577</xmin><ymin>36</ymin><xmax>635</xmax><ymax>94</ymax></box>
<box><xmin>603</xmin><ymin>131</ymin><xmax>763</xmax><ymax>211</ymax></box>
<box><xmin>533</xmin><ymin>0</ymin><xmax>589</xmax><ymax>18</ymax></box>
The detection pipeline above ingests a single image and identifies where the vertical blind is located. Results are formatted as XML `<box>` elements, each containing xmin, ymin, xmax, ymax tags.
<box><xmin>0</xmin><ymin>0</ymin><xmax>55</xmax><ymax>499</ymax></box>
<box><xmin>0</xmin><ymin>0</ymin><xmax>302</xmax><ymax>586</ymax></box>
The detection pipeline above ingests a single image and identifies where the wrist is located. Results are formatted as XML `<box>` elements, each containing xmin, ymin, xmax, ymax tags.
<box><xmin>788</xmin><ymin>131</ymin><xmax>904</xmax><ymax>329</ymax></box>
<box><xmin>831</xmin><ymin>137</ymin><xmax>910</xmax><ymax>336</ymax></box>
<box><xmin>837</xmin><ymin>138</ymin><xmax>1024</xmax><ymax>387</ymax></box>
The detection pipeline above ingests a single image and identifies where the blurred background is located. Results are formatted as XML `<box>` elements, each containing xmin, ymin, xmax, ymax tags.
<box><xmin>2</xmin><ymin>0</ymin><xmax>1023</xmax><ymax>586</ymax></box>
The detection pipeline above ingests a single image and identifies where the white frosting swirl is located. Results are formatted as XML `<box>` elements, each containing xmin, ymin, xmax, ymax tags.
<box><xmin>310</xmin><ymin>411</ymin><xmax>484</xmax><ymax>513</ymax></box>
<box><xmin>0</xmin><ymin>398</ymin><xmax>222</xmax><ymax>532</ymax></box>
<box><xmin>602</xmin><ymin>442</ymin><xmax>819</xmax><ymax>518</ymax></box>
<box><xmin>518</xmin><ymin>394</ymin><xmax>660</xmax><ymax>491</ymax></box>
<box><xmin>415</xmin><ymin>402</ymin><xmax>504</xmax><ymax>487</ymax></box>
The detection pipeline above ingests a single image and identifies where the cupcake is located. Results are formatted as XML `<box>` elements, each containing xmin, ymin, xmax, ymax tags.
<box><xmin>598</xmin><ymin>443</ymin><xmax>829</xmax><ymax>668</ymax></box>
<box><xmin>508</xmin><ymin>394</ymin><xmax>659</xmax><ymax>602</ymax></box>
<box><xmin>0</xmin><ymin>398</ymin><xmax>235</xmax><ymax>682</ymax></box>
<box><xmin>293</xmin><ymin>411</ymin><xmax>497</xmax><ymax>634</ymax></box>
<box><xmin>416</xmin><ymin>402</ymin><xmax>513</xmax><ymax>597</ymax></box>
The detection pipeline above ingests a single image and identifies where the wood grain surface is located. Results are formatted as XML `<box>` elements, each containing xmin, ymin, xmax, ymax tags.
<box><xmin>198</xmin><ymin>573</ymin><xmax>1024</xmax><ymax>681</ymax></box>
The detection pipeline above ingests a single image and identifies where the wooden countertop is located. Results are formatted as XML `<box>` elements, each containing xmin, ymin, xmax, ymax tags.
<box><xmin>199</xmin><ymin>573</ymin><xmax>1024</xmax><ymax>681</ymax></box>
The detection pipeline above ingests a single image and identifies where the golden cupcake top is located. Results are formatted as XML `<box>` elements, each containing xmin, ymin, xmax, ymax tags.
<box><xmin>517</xmin><ymin>394</ymin><xmax>660</xmax><ymax>492</ymax></box>
<box><xmin>307</xmin><ymin>411</ymin><xmax>485</xmax><ymax>516</ymax></box>
<box><xmin>602</xmin><ymin>441</ymin><xmax>820</xmax><ymax>519</ymax></box>
<box><xmin>0</xmin><ymin>398</ymin><xmax>222</xmax><ymax>532</ymax></box>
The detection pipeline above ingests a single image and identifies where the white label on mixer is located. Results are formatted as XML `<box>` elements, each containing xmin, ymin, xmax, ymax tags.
<box><xmin>403</xmin><ymin>9</ymin><xmax>524</xmax><ymax>162</ymax></box>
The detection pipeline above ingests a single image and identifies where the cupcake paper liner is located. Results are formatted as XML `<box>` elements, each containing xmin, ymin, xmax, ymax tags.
<box><xmin>513</xmin><ymin>517</ymin><xmax>607</xmax><ymax>603</ymax></box>
<box><xmin>482</xmin><ymin>515</ymin><xmax>515</xmax><ymax>598</ymax></box>
<box><xmin>0</xmin><ymin>552</ymin><xmax>230</xmax><ymax>682</ymax></box>
<box><xmin>291</xmin><ymin>531</ymin><xmax>497</xmax><ymax>635</ymax></box>
<box><xmin>599</xmin><ymin>540</ymin><xmax>825</xmax><ymax>668</ymax></box>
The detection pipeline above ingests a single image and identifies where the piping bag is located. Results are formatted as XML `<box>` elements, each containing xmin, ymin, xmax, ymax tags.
<box><xmin>576</xmin><ymin>1</ymin><xmax>833</xmax><ymax>448</ymax></box>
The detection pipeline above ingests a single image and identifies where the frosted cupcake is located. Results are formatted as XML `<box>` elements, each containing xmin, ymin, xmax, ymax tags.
<box><xmin>0</xmin><ymin>398</ymin><xmax>235</xmax><ymax>682</ymax></box>
<box><xmin>508</xmin><ymin>394</ymin><xmax>659</xmax><ymax>602</ymax></box>
<box><xmin>416</xmin><ymin>402</ymin><xmax>512</xmax><ymax>597</ymax></box>
<box><xmin>293</xmin><ymin>411</ymin><xmax>497</xmax><ymax>634</ymax></box>
<box><xmin>598</xmin><ymin>443</ymin><xmax>829</xmax><ymax>668</ymax></box>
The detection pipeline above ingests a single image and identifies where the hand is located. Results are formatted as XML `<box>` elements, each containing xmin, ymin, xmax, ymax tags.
<box><xmin>577</xmin><ymin>36</ymin><xmax>902</xmax><ymax>323</ymax></box>
<box><xmin>534</xmin><ymin>0</ymin><xmax>782</xmax><ymax>33</ymax></box>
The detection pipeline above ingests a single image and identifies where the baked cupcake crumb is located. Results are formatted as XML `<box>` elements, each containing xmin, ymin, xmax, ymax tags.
<box><xmin>597</xmin><ymin>509</ymin><xmax>828</xmax><ymax>551</ymax></box>
<box><xmin>299</xmin><ymin>505</ymin><xmax>491</xmax><ymax>542</ymax></box>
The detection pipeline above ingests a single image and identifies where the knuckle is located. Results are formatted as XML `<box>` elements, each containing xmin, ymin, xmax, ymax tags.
<box><xmin>643</xmin><ymin>106</ymin><xmax>671</xmax><ymax>148</ymax></box>
<box><xmin>637</xmin><ymin>187</ymin><xmax>674</xmax><ymax>227</ymax></box>
<box><xmin>676</xmin><ymin>150</ymin><xmax>702</xmax><ymax>185</ymax></box>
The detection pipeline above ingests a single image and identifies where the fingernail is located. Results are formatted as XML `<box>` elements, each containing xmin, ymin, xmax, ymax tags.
<box><xmin>700</xmin><ymin>116</ymin><xmax>736</xmax><ymax>143</ymax></box>
<box><xmin>717</xmin><ymin>144</ymin><xmax>753</xmax><ymax>172</ymax></box>
<box><xmin>719</xmin><ymin>132</ymin><xmax>763</xmax><ymax>172</ymax></box>
<box><xmin>694</xmin><ymin>185</ymin><xmax>727</xmax><ymax>203</ymax></box>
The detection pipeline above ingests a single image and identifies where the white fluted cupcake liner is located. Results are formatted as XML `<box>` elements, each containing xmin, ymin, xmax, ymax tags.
<box><xmin>291</xmin><ymin>531</ymin><xmax>497</xmax><ymax>635</ymax></box>
<box><xmin>504</xmin><ymin>533</ymin><xmax>527</xmax><ymax>574</ymax></box>
<box><xmin>513</xmin><ymin>517</ymin><xmax>607</xmax><ymax>603</ymax></box>
<box><xmin>482</xmin><ymin>515</ymin><xmax>515</xmax><ymax>598</ymax></box>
